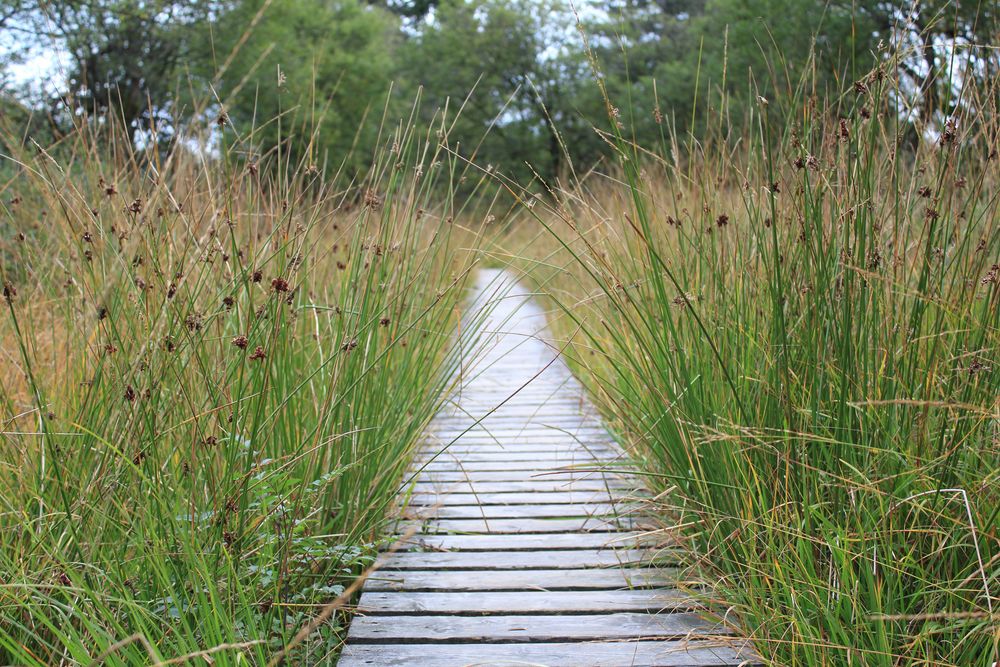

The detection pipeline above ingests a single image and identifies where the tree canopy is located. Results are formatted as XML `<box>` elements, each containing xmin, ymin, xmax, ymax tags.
<box><xmin>1</xmin><ymin>0</ymin><xmax>996</xmax><ymax>179</ymax></box>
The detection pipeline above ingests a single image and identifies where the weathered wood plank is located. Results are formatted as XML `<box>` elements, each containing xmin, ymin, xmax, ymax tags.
<box><xmin>430</xmin><ymin>430</ymin><xmax>610</xmax><ymax>441</ymax></box>
<box><xmin>418</xmin><ymin>447</ymin><xmax>617</xmax><ymax>457</ymax></box>
<box><xmin>405</xmin><ymin>490</ymin><xmax>635</xmax><ymax>506</ymax></box>
<box><xmin>424</xmin><ymin>437</ymin><xmax>616</xmax><ymax>449</ymax></box>
<box><xmin>416</xmin><ymin>448</ymin><xmax>618</xmax><ymax>461</ymax></box>
<box><xmin>364</xmin><ymin>567</ymin><xmax>674</xmax><ymax>591</ymax></box>
<box><xmin>394</xmin><ymin>516</ymin><xmax>635</xmax><ymax>534</ymax></box>
<box><xmin>391</xmin><ymin>532</ymin><xmax>651</xmax><ymax>552</ymax></box>
<box><xmin>356</xmin><ymin>589</ymin><xmax>697</xmax><ymax>614</ymax></box>
<box><xmin>404</xmin><ymin>480</ymin><xmax>638</xmax><ymax>494</ymax></box>
<box><xmin>408</xmin><ymin>470</ymin><xmax>631</xmax><ymax>483</ymax></box>
<box><xmin>415</xmin><ymin>461</ymin><xmax>631</xmax><ymax>473</ymax></box>
<box><xmin>338</xmin><ymin>641</ymin><xmax>751</xmax><ymax>666</ymax></box>
<box><xmin>347</xmin><ymin>612</ymin><xmax>726</xmax><ymax>643</ymax></box>
<box><xmin>403</xmin><ymin>503</ymin><xmax>635</xmax><ymax>520</ymax></box>
<box><xmin>379</xmin><ymin>549</ymin><xmax>660</xmax><ymax>570</ymax></box>
<box><xmin>430</xmin><ymin>423</ymin><xmax>606</xmax><ymax>434</ymax></box>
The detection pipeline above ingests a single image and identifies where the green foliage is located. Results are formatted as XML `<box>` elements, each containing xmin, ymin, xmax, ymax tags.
<box><xmin>398</xmin><ymin>0</ymin><xmax>562</xmax><ymax>184</ymax></box>
<box><xmin>1</xmin><ymin>0</ymin><xmax>219</xmax><ymax>140</ymax></box>
<box><xmin>4</xmin><ymin>0</ymin><xmax>997</xmax><ymax>180</ymax></box>
<box><xmin>208</xmin><ymin>0</ymin><xmax>400</xmax><ymax>175</ymax></box>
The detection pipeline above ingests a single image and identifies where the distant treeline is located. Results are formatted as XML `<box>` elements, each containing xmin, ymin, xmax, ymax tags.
<box><xmin>1</xmin><ymin>0</ymin><xmax>996</xmax><ymax>182</ymax></box>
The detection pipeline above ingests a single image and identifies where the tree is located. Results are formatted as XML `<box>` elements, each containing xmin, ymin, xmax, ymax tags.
<box><xmin>0</xmin><ymin>0</ymin><xmax>218</xmax><ymax>142</ymax></box>
<box><xmin>847</xmin><ymin>0</ymin><xmax>999</xmax><ymax>122</ymax></box>
<box><xmin>208</xmin><ymin>0</ymin><xmax>399</xmax><ymax>174</ymax></box>
<box><xmin>400</xmin><ymin>0</ymin><xmax>584</xmax><ymax>184</ymax></box>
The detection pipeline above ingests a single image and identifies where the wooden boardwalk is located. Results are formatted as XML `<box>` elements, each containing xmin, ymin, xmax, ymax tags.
<box><xmin>339</xmin><ymin>269</ymin><xmax>752</xmax><ymax>666</ymax></box>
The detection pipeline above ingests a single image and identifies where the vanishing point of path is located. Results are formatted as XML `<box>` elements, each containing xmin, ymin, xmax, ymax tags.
<box><xmin>339</xmin><ymin>269</ymin><xmax>753</xmax><ymax>666</ymax></box>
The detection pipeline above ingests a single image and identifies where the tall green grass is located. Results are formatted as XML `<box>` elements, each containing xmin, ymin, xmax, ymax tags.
<box><xmin>0</xmin><ymin>106</ymin><xmax>480</xmax><ymax>664</ymax></box>
<box><xmin>510</xmin><ymin>47</ymin><xmax>999</xmax><ymax>666</ymax></box>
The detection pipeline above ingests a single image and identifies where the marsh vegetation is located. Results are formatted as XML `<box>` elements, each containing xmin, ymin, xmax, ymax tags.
<box><xmin>1</xmin><ymin>0</ymin><xmax>997</xmax><ymax>664</ymax></box>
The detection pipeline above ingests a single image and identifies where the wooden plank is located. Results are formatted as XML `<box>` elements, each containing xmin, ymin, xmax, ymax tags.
<box><xmin>431</xmin><ymin>429</ymin><xmax>609</xmax><ymax>440</ymax></box>
<box><xmin>415</xmin><ymin>461</ymin><xmax>632</xmax><ymax>473</ymax></box>
<box><xmin>405</xmin><ymin>491</ymin><xmax>634</xmax><ymax>506</ymax></box>
<box><xmin>364</xmin><ymin>567</ymin><xmax>674</xmax><ymax>592</ymax></box>
<box><xmin>404</xmin><ymin>480</ymin><xmax>638</xmax><ymax>494</ymax></box>
<box><xmin>356</xmin><ymin>589</ymin><xmax>697</xmax><ymax>615</ymax></box>
<box><xmin>379</xmin><ymin>549</ymin><xmax>660</xmax><ymax>570</ymax></box>
<box><xmin>430</xmin><ymin>420</ymin><xmax>608</xmax><ymax>434</ymax></box>
<box><xmin>427</xmin><ymin>422</ymin><xmax>611</xmax><ymax>440</ymax></box>
<box><xmin>424</xmin><ymin>437</ymin><xmax>616</xmax><ymax>449</ymax></box>
<box><xmin>409</xmin><ymin>471</ymin><xmax>631</xmax><ymax>483</ymax></box>
<box><xmin>416</xmin><ymin>448</ymin><xmax>618</xmax><ymax>461</ymax></box>
<box><xmin>391</xmin><ymin>532</ymin><xmax>650</xmax><ymax>552</ymax></box>
<box><xmin>394</xmin><ymin>516</ymin><xmax>634</xmax><ymax>534</ymax></box>
<box><xmin>347</xmin><ymin>612</ymin><xmax>725</xmax><ymax>643</ymax></box>
<box><xmin>338</xmin><ymin>641</ymin><xmax>751</xmax><ymax>666</ymax></box>
<box><xmin>416</xmin><ymin>445</ymin><xmax>617</xmax><ymax>456</ymax></box>
<box><xmin>403</xmin><ymin>503</ymin><xmax>635</xmax><ymax>520</ymax></box>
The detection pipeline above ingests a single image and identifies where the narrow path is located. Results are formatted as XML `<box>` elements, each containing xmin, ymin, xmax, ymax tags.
<box><xmin>339</xmin><ymin>269</ymin><xmax>751</xmax><ymax>666</ymax></box>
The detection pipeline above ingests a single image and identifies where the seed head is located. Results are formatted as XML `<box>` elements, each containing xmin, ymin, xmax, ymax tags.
<box><xmin>232</xmin><ymin>335</ymin><xmax>249</xmax><ymax>349</ymax></box>
<box><xmin>185</xmin><ymin>312</ymin><xmax>203</xmax><ymax>332</ymax></box>
<box><xmin>839</xmin><ymin>118</ymin><xmax>850</xmax><ymax>141</ymax></box>
<box><xmin>982</xmin><ymin>264</ymin><xmax>999</xmax><ymax>285</ymax></box>
<box><xmin>249</xmin><ymin>346</ymin><xmax>266</xmax><ymax>361</ymax></box>
<box><xmin>271</xmin><ymin>277</ymin><xmax>290</xmax><ymax>293</ymax></box>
